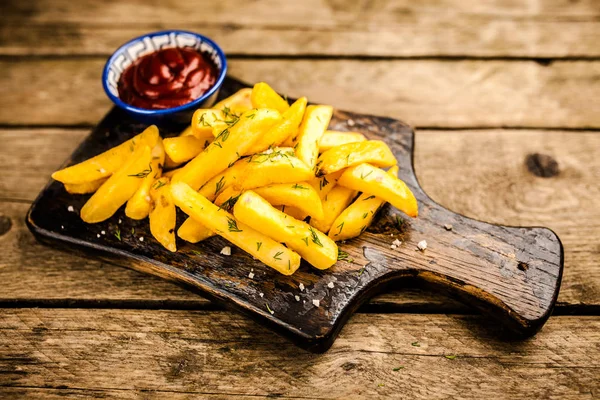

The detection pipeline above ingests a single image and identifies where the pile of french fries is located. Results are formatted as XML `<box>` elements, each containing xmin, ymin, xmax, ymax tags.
<box><xmin>52</xmin><ymin>83</ymin><xmax>418</xmax><ymax>275</ymax></box>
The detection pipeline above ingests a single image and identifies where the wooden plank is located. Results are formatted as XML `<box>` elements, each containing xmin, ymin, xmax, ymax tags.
<box><xmin>0</xmin><ymin>128</ymin><xmax>598</xmax><ymax>307</ymax></box>
<box><xmin>0</xmin><ymin>309</ymin><xmax>598</xmax><ymax>399</ymax></box>
<box><xmin>1</xmin><ymin>0</ymin><xmax>599</xmax><ymax>57</ymax></box>
<box><xmin>1</xmin><ymin>59</ymin><xmax>600</xmax><ymax>128</ymax></box>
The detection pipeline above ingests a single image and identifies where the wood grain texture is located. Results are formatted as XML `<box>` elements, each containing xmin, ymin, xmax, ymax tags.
<box><xmin>25</xmin><ymin>79</ymin><xmax>563</xmax><ymax>350</ymax></box>
<box><xmin>2</xmin><ymin>59</ymin><xmax>600</xmax><ymax>128</ymax></box>
<box><xmin>1</xmin><ymin>309</ymin><xmax>598</xmax><ymax>399</ymax></box>
<box><xmin>2</xmin><ymin>0</ymin><xmax>599</xmax><ymax>57</ymax></box>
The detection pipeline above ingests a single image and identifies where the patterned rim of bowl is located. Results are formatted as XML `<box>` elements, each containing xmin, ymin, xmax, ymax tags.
<box><xmin>102</xmin><ymin>30</ymin><xmax>227</xmax><ymax>116</ymax></box>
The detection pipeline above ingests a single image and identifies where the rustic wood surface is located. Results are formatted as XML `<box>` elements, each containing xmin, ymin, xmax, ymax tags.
<box><xmin>1</xmin><ymin>0</ymin><xmax>599</xmax><ymax>397</ymax></box>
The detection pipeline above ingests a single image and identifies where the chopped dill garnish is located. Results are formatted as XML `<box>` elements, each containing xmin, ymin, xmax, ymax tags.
<box><xmin>308</xmin><ymin>227</ymin><xmax>323</xmax><ymax>247</ymax></box>
<box><xmin>128</xmin><ymin>163</ymin><xmax>152</xmax><ymax>178</ymax></box>
<box><xmin>337</xmin><ymin>249</ymin><xmax>353</xmax><ymax>262</ymax></box>
<box><xmin>215</xmin><ymin>176</ymin><xmax>225</xmax><ymax>195</ymax></box>
<box><xmin>114</xmin><ymin>228</ymin><xmax>121</xmax><ymax>241</ymax></box>
<box><xmin>227</xmin><ymin>217</ymin><xmax>243</xmax><ymax>232</ymax></box>
<box><xmin>363</xmin><ymin>195</ymin><xmax>376</xmax><ymax>201</ymax></box>
<box><xmin>319</xmin><ymin>176</ymin><xmax>329</xmax><ymax>190</ymax></box>
<box><xmin>360</xmin><ymin>170</ymin><xmax>373</xmax><ymax>180</ymax></box>
<box><xmin>301</xmin><ymin>237</ymin><xmax>309</xmax><ymax>246</ymax></box>
<box><xmin>256</xmin><ymin>242</ymin><xmax>262</xmax><ymax>251</ymax></box>
<box><xmin>266</xmin><ymin>303</ymin><xmax>274</xmax><ymax>314</ymax></box>
<box><xmin>335</xmin><ymin>222</ymin><xmax>344</xmax><ymax>235</ymax></box>
<box><xmin>362</xmin><ymin>212</ymin><xmax>369</xmax><ymax>219</ymax></box>
<box><xmin>153</xmin><ymin>180</ymin><xmax>167</xmax><ymax>190</ymax></box>
<box><xmin>219</xmin><ymin>194</ymin><xmax>240</xmax><ymax>211</ymax></box>
<box><xmin>273</xmin><ymin>251</ymin><xmax>283</xmax><ymax>260</ymax></box>
<box><xmin>292</xmin><ymin>183</ymin><xmax>308</xmax><ymax>190</ymax></box>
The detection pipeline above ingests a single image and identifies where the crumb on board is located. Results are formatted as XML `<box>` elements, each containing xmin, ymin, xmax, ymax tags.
<box><xmin>299</xmin><ymin>283</ymin><xmax>305</xmax><ymax>291</ymax></box>
<box><xmin>312</xmin><ymin>299</ymin><xmax>320</xmax><ymax>307</ymax></box>
<box><xmin>295</xmin><ymin>295</ymin><xmax>300</xmax><ymax>302</ymax></box>
<box><xmin>392</xmin><ymin>239</ymin><xmax>401</xmax><ymax>246</ymax></box>
<box><xmin>259</xmin><ymin>292</ymin><xmax>264</xmax><ymax>298</ymax></box>
<box><xmin>67</xmin><ymin>205</ymin><xmax>75</xmax><ymax>212</ymax></box>
<box><xmin>220</xmin><ymin>246</ymin><xmax>231</xmax><ymax>255</ymax></box>
<box><xmin>391</xmin><ymin>244</ymin><xmax>397</xmax><ymax>249</ymax></box>
<box><xmin>417</xmin><ymin>240</ymin><xmax>427</xmax><ymax>251</ymax></box>
<box><xmin>139</xmin><ymin>237</ymin><xmax>144</xmax><ymax>242</ymax></box>
<box><xmin>248</xmin><ymin>272</ymin><xmax>255</xmax><ymax>279</ymax></box>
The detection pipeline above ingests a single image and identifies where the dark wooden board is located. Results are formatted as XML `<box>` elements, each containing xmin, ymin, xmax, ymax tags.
<box><xmin>26</xmin><ymin>77</ymin><xmax>564</xmax><ymax>352</ymax></box>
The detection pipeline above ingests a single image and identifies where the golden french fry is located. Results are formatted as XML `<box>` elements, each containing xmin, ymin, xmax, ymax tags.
<box><xmin>329</xmin><ymin>166</ymin><xmax>398</xmax><ymax>241</ymax></box>
<box><xmin>173</xmin><ymin>108</ymin><xmax>281</xmax><ymax>191</ymax></box>
<box><xmin>292</xmin><ymin>105</ymin><xmax>333</xmax><ymax>170</ymax></box>
<box><xmin>244</xmin><ymin>97</ymin><xmax>307</xmax><ymax>155</ymax></box>
<box><xmin>149</xmin><ymin>178</ymin><xmax>176</xmax><ymax>252</ymax></box>
<box><xmin>163</xmin><ymin>135</ymin><xmax>208</xmax><ymax>164</ymax></box>
<box><xmin>309</xmin><ymin>170</ymin><xmax>344</xmax><ymax>200</ymax></box>
<box><xmin>80</xmin><ymin>144</ymin><xmax>152</xmax><ymax>223</ymax></box>
<box><xmin>171</xmin><ymin>182</ymin><xmax>301</xmax><ymax>275</ymax></box>
<box><xmin>251</xmin><ymin>82</ymin><xmax>290</xmax><ymax>113</ymax></box>
<box><xmin>337</xmin><ymin>163</ymin><xmax>418</xmax><ymax>218</ymax></box>
<box><xmin>198</xmin><ymin>160</ymin><xmax>247</xmax><ymax>201</ymax></box>
<box><xmin>234</xmin><ymin>191</ymin><xmax>337</xmax><ymax>270</ymax></box>
<box><xmin>319</xmin><ymin>131</ymin><xmax>366</xmax><ymax>153</ymax></box>
<box><xmin>233</xmin><ymin>148</ymin><xmax>314</xmax><ymax>191</ymax></box>
<box><xmin>125</xmin><ymin>141</ymin><xmax>166</xmax><ymax>220</ymax></box>
<box><xmin>177</xmin><ymin>217</ymin><xmax>215</xmax><ymax>243</ymax></box>
<box><xmin>64</xmin><ymin>178</ymin><xmax>108</xmax><ymax>194</ymax></box>
<box><xmin>253</xmin><ymin>182</ymin><xmax>324</xmax><ymax>220</ymax></box>
<box><xmin>213</xmin><ymin>88</ymin><xmax>253</xmax><ymax>115</ymax></box>
<box><xmin>309</xmin><ymin>185</ymin><xmax>357</xmax><ymax>234</ymax></box>
<box><xmin>52</xmin><ymin>125</ymin><xmax>159</xmax><ymax>185</ymax></box>
<box><xmin>316</xmin><ymin>140</ymin><xmax>396</xmax><ymax>176</ymax></box>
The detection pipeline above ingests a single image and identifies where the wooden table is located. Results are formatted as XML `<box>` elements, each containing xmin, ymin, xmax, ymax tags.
<box><xmin>1</xmin><ymin>1</ymin><xmax>599</xmax><ymax>398</ymax></box>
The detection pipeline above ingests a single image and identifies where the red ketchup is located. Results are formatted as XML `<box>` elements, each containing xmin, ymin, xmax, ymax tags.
<box><xmin>118</xmin><ymin>47</ymin><xmax>217</xmax><ymax>110</ymax></box>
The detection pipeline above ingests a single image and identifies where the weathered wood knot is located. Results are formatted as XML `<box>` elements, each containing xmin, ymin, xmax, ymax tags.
<box><xmin>0</xmin><ymin>215</ymin><xmax>12</xmax><ymax>236</ymax></box>
<box><xmin>525</xmin><ymin>153</ymin><xmax>559</xmax><ymax>178</ymax></box>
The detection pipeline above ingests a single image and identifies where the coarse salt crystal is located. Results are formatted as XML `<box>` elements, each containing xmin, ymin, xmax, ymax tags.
<box><xmin>259</xmin><ymin>292</ymin><xmax>264</xmax><ymax>298</ymax></box>
<box><xmin>145</xmin><ymin>196</ymin><xmax>151</xmax><ymax>202</ymax></box>
<box><xmin>312</xmin><ymin>299</ymin><xmax>320</xmax><ymax>307</ymax></box>
<box><xmin>392</xmin><ymin>239</ymin><xmax>401</xmax><ymax>246</ymax></box>
<box><xmin>390</xmin><ymin>244</ymin><xmax>397</xmax><ymax>250</ymax></box>
<box><xmin>101</xmin><ymin>230</ymin><xmax>106</xmax><ymax>235</ymax></box>
<box><xmin>67</xmin><ymin>205</ymin><xmax>75</xmax><ymax>212</ymax></box>
<box><xmin>295</xmin><ymin>295</ymin><xmax>300</xmax><ymax>301</ymax></box>
<box><xmin>220</xmin><ymin>246</ymin><xmax>231</xmax><ymax>255</ymax></box>
<box><xmin>61</xmin><ymin>225</ymin><xmax>64</xmax><ymax>230</ymax></box>
<box><xmin>347</xmin><ymin>119</ymin><xmax>355</xmax><ymax>126</ymax></box>
<box><xmin>139</xmin><ymin>237</ymin><xmax>144</xmax><ymax>242</ymax></box>
<box><xmin>327</xmin><ymin>282</ymin><xmax>334</xmax><ymax>289</ymax></box>
<box><xmin>264</xmin><ymin>148</ymin><xmax>274</xmax><ymax>154</ymax></box>
<box><xmin>417</xmin><ymin>240</ymin><xmax>427</xmax><ymax>251</ymax></box>
<box><xmin>118</xmin><ymin>219</ymin><xmax>122</xmax><ymax>224</ymax></box>
<box><xmin>248</xmin><ymin>272</ymin><xmax>255</xmax><ymax>279</ymax></box>
<box><xmin>99</xmin><ymin>168</ymin><xmax>106</xmax><ymax>174</ymax></box>
<box><xmin>299</xmin><ymin>283</ymin><xmax>305</xmax><ymax>291</ymax></box>
<box><xmin>444</xmin><ymin>224</ymin><xmax>453</xmax><ymax>231</ymax></box>
<box><xmin>97</xmin><ymin>234</ymin><xmax>101</xmax><ymax>238</ymax></box>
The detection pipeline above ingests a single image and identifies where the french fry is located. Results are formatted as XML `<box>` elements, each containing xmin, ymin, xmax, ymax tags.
<box><xmin>309</xmin><ymin>170</ymin><xmax>344</xmax><ymax>200</ymax></box>
<box><xmin>329</xmin><ymin>166</ymin><xmax>398</xmax><ymax>241</ymax></box>
<box><xmin>253</xmin><ymin>182</ymin><xmax>324</xmax><ymax>220</ymax></box>
<box><xmin>244</xmin><ymin>97</ymin><xmax>307</xmax><ymax>155</ymax></box>
<box><xmin>163</xmin><ymin>135</ymin><xmax>209</xmax><ymax>164</ymax></box>
<box><xmin>171</xmin><ymin>182</ymin><xmax>301</xmax><ymax>275</ymax></box>
<box><xmin>234</xmin><ymin>191</ymin><xmax>337</xmax><ymax>270</ymax></box>
<box><xmin>337</xmin><ymin>163</ymin><xmax>418</xmax><ymax>218</ymax></box>
<box><xmin>319</xmin><ymin>130</ymin><xmax>366</xmax><ymax>153</ymax></box>
<box><xmin>64</xmin><ymin>178</ymin><xmax>107</xmax><ymax>194</ymax></box>
<box><xmin>52</xmin><ymin>125</ymin><xmax>159</xmax><ymax>185</ymax></box>
<box><xmin>191</xmin><ymin>109</ymin><xmax>228</xmax><ymax>139</ymax></box>
<box><xmin>199</xmin><ymin>160</ymin><xmax>247</xmax><ymax>202</ymax></box>
<box><xmin>173</xmin><ymin>108</ymin><xmax>281</xmax><ymax>190</ymax></box>
<box><xmin>316</xmin><ymin>140</ymin><xmax>396</xmax><ymax>176</ymax></box>
<box><xmin>233</xmin><ymin>148</ymin><xmax>314</xmax><ymax>191</ymax></box>
<box><xmin>125</xmin><ymin>141</ymin><xmax>166</xmax><ymax>220</ymax></box>
<box><xmin>213</xmin><ymin>88</ymin><xmax>253</xmax><ymax>115</ymax></box>
<box><xmin>80</xmin><ymin>144</ymin><xmax>152</xmax><ymax>223</ymax></box>
<box><xmin>309</xmin><ymin>185</ymin><xmax>357</xmax><ymax>234</ymax></box>
<box><xmin>292</xmin><ymin>105</ymin><xmax>333</xmax><ymax>170</ymax></box>
<box><xmin>177</xmin><ymin>217</ymin><xmax>215</xmax><ymax>243</ymax></box>
<box><xmin>148</xmin><ymin>178</ymin><xmax>177</xmax><ymax>252</ymax></box>
<box><xmin>251</xmin><ymin>82</ymin><xmax>290</xmax><ymax>113</ymax></box>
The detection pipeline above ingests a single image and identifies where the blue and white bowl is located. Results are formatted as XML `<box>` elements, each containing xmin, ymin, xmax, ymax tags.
<box><xmin>102</xmin><ymin>30</ymin><xmax>227</xmax><ymax>125</ymax></box>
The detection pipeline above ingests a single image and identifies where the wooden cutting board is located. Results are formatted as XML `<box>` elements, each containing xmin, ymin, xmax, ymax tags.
<box><xmin>26</xmin><ymin>77</ymin><xmax>563</xmax><ymax>352</ymax></box>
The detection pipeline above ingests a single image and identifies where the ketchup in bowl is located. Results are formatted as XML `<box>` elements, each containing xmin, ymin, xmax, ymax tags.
<box><xmin>117</xmin><ymin>47</ymin><xmax>218</xmax><ymax>110</ymax></box>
